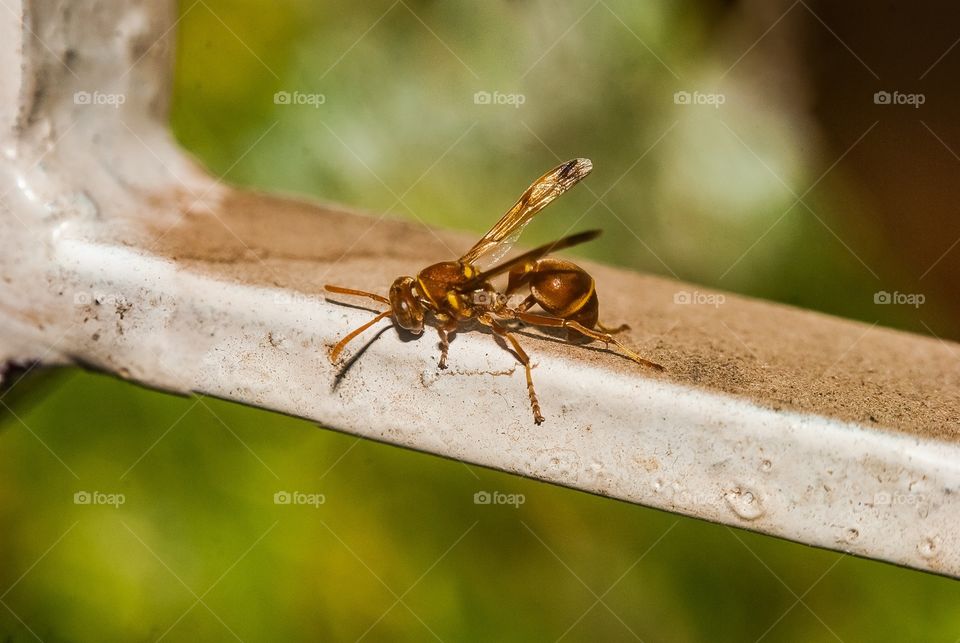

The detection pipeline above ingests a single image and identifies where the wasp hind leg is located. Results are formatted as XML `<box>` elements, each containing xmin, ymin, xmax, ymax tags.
<box><xmin>511</xmin><ymin>310</ymin><xmax>663</xmax><ymax>371</ymax></box>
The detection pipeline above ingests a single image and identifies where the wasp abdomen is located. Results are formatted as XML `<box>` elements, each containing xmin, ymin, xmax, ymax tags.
<box><xmin>507</xmin><ymin>258</ymin><xmax>600</xmax><ymax>337</ymax></box>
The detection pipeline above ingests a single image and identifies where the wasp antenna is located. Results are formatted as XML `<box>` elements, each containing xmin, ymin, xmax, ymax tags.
<box><xmin>329</xmin><ymin>310</ymin><xmax>393</xmax><ymax>364</ymax></box>
<box><xmin>324</xmin><ymin>284</ymin><xmax>390</xmax><ymax>305</ymax></box>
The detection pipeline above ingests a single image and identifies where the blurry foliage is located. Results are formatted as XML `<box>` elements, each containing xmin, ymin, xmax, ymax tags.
<box><xmin>3</xmin><ymin>372</ymin><xmax>960</xmax><ymax>641</ymax></box>
<box><xmin>2</xmin><ymin>0</ymin><xmax>958</xmax><ymax>640</ymax></box>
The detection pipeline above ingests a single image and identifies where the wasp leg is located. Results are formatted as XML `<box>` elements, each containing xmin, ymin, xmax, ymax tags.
<box><xmin>435</xmin><ymin>318</ymin><xmax>458</xmax><ymax>370</ymax></box>
<box><xmin>437</xmin><ymin>327</ymin><xmax>450</xmax><ymax>370</ymax></box>
<box><xmin>515</xmin><ymin>294</ymin><xmax>537</xmax><ymax>313</ymax></box>
<box><xmin>479</xmin><ymin>314</ymin><xmax>544</xmax><ymax>425</ymax></box>
<box><xmin>510</xmin><ymin>311</ymin><xmax>663</xmax><ymax>371</ymax></box>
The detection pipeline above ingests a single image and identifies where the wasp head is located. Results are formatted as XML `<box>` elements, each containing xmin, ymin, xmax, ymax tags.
<box><xmin>389</xmin><ymin>276</ymin><xmax>425</xmax><ymax>334</ymax></box>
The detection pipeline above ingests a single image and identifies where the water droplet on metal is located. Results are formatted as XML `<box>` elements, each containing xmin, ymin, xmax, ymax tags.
<box><xmin>918</xmin><ymin>536</ymin><xmax>940</xmax><ymax>559</ymax></box>
<box><xmin>725</xmin><ymin>487</ymin><xmax>765</xmax><ymax>520</ymax></box>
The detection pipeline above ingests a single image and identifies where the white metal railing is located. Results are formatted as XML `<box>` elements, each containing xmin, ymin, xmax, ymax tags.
<box><xmin>2</xmin><ymin>0</ymin><xmax>960</xmax><ymax>580</ymax></box>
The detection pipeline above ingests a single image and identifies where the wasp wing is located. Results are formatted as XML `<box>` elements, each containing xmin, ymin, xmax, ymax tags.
<box><xmin>459</xmin><ymin>158</ymin><xmax>593</xmax><ymax>267</ymax></box>
<box><xmin>457</xmin><ymin>229</ymin><xmax>601</xmax><ymax>291</ymax></box>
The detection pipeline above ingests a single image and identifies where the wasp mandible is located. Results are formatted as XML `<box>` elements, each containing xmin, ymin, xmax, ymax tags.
<box><xmin>325</xmin><ymin>158</ymin><xmax>663</xmax><ymax>424</ymax></box>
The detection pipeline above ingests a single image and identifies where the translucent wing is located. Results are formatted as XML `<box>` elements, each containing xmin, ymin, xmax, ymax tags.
<box><xmin>459</xmin><ymin>158</ymin><xmax>593</xmax><ymax>267</ymax></box>
<box><xmin>457</xmin><ymin>230</ymin><xmax>601</xmax><ymax>291</ymax></box>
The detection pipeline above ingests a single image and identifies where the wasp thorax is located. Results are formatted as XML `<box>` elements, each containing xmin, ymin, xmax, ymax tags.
<box><xmin>389</xmin><ymin>276</ymin><xmax>425</xmax><ymax>334</ymax></box>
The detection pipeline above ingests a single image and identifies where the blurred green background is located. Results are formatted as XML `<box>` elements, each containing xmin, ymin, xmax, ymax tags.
<box><xmin>3</xmin><ymin>0</ymin><xmax>960</xmax><ymax>640</ymax></box>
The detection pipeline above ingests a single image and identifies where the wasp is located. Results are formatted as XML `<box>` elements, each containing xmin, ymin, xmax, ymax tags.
<box><xmin>324</xmin><ymin>158</ymin><xmax>663</xmax><ymax>424</ymax></box>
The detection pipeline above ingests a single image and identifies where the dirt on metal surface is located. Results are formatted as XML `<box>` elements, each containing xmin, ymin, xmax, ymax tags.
<box><xmin>141</xmin><ymin>188</ymin><xmax>960</xmax><ymax>443</ymax></box>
